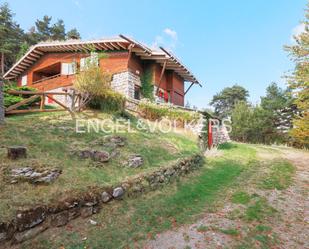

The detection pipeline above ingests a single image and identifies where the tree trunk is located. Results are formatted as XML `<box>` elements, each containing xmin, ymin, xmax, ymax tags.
<box><xmin>1</xmin><ymin>52</ymin><xmax>4</xmax><ymax>76</ymax></box>
<box><xmin>0</xmin><ymin>77</ymin><xmax>5</xmax><ymax>124</ymax></box>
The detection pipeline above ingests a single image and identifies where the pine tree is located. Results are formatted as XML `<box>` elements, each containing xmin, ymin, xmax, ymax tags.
<box><xmin>285</xmin><ymin>2</ymin><xmax>309</xmax><ymax>147</ymax></box>
<box><xmin>210</xmin><ymin>84</ymin><xmax>249</xmax><ymax>118</ymax></box>
<box><xmin>0</xmin><ymin>3</ymin><xmax>24</xmax><ymax>75</ymax></box>
<box><xmin>35</xmin><ymin>15</ymin><xmax>52</xmax><ymax>41</ymax></box>
<box><xmin>51</xmin><ymin>19</ymin><xmax>65</xmax><ymax>40</ymax></box>
<box><xmin>66</xmin><ymin>28</ymin><xmax>81</xmax><ymax>40</ymax></box>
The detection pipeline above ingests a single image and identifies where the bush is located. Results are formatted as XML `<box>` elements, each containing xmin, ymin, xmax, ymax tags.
<box><xmin>138</xmin><ymin>100</ymin><xmax>200</xmax><ymax>123</ymax></box>
<box><xmin>88</xmin><ymin>90</ymin><xmax>126</xmax><ymax>113</ymax></box>
<box><xmin>73</xmin><ymin>65</ymin><xmax>112</xmax><ymax>96</ymax></box>
<box><xmin>3</xmin><ymin>84</ymin><xmax>37</xmax><ymax>108</ymax></box>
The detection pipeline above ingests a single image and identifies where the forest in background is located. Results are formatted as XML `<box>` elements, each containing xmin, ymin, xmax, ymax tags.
<box><xmin>0</xmin><ymin>2</ymin><xmax>81</xmax><ymax>75</ymax></box>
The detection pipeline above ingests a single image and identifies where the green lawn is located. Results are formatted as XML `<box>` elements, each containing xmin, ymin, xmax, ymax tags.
<box><xmin>19</xmin><ymin>142</ymin><xmax>298</xmax><ymax>249</ymax></box>
<box><xmin>0</xmin><ymin>111</ymin><xmax>199</xmax><ymax>221</ymax></box>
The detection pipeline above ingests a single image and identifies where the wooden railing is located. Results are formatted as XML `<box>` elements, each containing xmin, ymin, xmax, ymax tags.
<box><xmin>5</xmin><ymin>90</ymin><xmax>82</xmax><ymax>115</ymax></box>
<box><xmin>32</xmin><ymin>74</ymin><xmax>62</xmax><ymax>84</ymax></box>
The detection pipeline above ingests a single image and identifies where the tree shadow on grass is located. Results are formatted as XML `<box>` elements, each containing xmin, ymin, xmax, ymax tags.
<box><xmin>218</xmin><ymin>142</ymin><xmax>238</xmax><ymax>150</ymax></box>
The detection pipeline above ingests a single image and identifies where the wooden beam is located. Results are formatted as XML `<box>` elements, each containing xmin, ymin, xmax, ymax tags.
<box><xmin>33</xmin><ymin>50</ymin><xmax>44</xmax><ymax>55</ymax></box>
<box><xmin>12</xmin><ymin>68</ymin><xmax>24</xmax><ymax>73</ymax></box>
<box><xmin>7</xmin><ymin>90</ymin><xmax>71</xmax><ymax>95</ymax></box>
<box><xmin>23</xmin><ymin>58</ymin><xmax>35</xmax><ymax>63</ymax></box>
<box><xmin>103</xmin><ymin>42</ymin><xmax>114</xmax><ymax>50</ymax></box>
<box><xmin>117</xmin><ymin>42</ymin><xmax>127</xmax><ymax>50</ymax></box>
<box><xmin>46</xmin><ymin>95</ymin><xmax>71</xmax><ymax>112</ymax></box>
<box><xmin>128</xmin><ymin>44</ymin><xmax>135</xmax><ymax>62</ymax></box>
<box><xmin>156</xmin><ymin>60</ymin><xmax>167</xmax><ymax>95</ymax></box>
<box><xmin>40</xmin><ymin>94</ymin><xmax>45</xmax><ymax>110</ymax></box>
<box><xmin>184</xmin><ymin>82</ymin><xmax>194</xmax><ymax>95</ymax></box>
<box><xmin>5</xmin><ymin>95</ymin><xmax>39</xmax><ymax>112</ymax></box>
<box><xmin>110</xmin><ymin>42</ymin><xmax>120</xmax><ymax>50</ymax></box>
<box><xmin>5</xmin><ymin>109</ymin><xmax>66</xmax><ymax>114</ymax></box>
<box><xmin>28</xmin><ymin>53</ymin><xmax>40</xmax><ymax>59</ymax></box>
<box><xmin>96</xmin><ymin>43</ymin><xmax>107</xmax><ymax>50</ymax></box>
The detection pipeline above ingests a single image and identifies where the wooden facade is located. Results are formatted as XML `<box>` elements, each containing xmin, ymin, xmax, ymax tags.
<box><xmin>4</xmin><ymin>36</ymin><xmax>201</xmax><ymax>107</ymax></box>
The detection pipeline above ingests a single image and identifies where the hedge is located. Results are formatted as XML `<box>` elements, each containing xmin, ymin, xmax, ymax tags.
<box><xmin>138</xmin><ymin>100</ymin><xmax>200</xmax><ymax>123</ymax></box>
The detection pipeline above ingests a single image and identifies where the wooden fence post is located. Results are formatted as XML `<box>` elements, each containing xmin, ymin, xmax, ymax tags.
<box><xmin>70</xmin><ymin>90</ymin><xmax>76</xmax><ymax>112</ymax></box>
<box><xmin>40</xmin><ymin>94</ymin><xmax>45</xmax><ymax>110</ymax></box>
<box><xmin>0</xmin><ymin>77</ymin><xmax>5</xmax><ymax>124</ymax></box>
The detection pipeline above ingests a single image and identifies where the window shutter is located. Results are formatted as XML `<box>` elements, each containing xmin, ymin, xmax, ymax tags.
<box><xmin>90</xmin><ymin>52</ymin><xmax>99</xmax><ymax>66</ymax></box>
<box><xmin>71</xmin><ymin>62</ymin><xmax>77</xmax><ymax>74</ymax></box>
<box><xmin>80</xmin><ymin>58</ymin><xmax>86</xmax><ymax>71</ymax></box>
<box><xmin>21</xmin><ymin>75</ymin><xmax>27</xmax><ymax>86</ymax></box>
<box><xmin>61</xmin><ymin>63</ymin><xmax>69</xmax><ymax>75</ymax></box>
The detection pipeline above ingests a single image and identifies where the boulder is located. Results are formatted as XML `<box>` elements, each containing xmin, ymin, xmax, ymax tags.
<box><xmin>13</xmin><ymin>223</ymin><xmax>48</xmax><ymax>243</ymax></box>
<box><xmin>50</xmin><ymin>211</ymin><xmax>69</xmax><ymax>227</ymax></box>
<box><xmin>127</xmin><ymin>154</ymin><xmax>143</xmax><ymax>168</ymax></box>
<box><xmin>80</xmin><ymin>207</ymin><xmax>93</xmax><ymax>218</ymax></box>
<box><xmin>106</xmin><ymin>135</ymin><xmax>126</xmax><ymax>147</ymax></box>
<box><xmin>76</xmin><ymin>150</ymin><xmax>110</xmax><ymax>163</ymax></box>
<box><xmin>16</xmin><ymin>207</ymin><xmax>46</xmax><ymax>232</ymax></box>
<box><xmin>0</xmin><ymin>222</ymin><xmax>15</xmax><ymax>242</ymax></box>
<box><xmin>112</xmin><ymin>187</ymin><xmax>124</xmax><ymax>199</ymax></box>
<box><xmin>9</xmin><ymin>168</ymin><xmax>61</xmax><ymax>184</ymax></box>
<box><xmin>92</xmin><ymin>151</ymin><xmax>110</xmax><ymax>163</ymax></box>
<box><xmin>7</xmin><ymin>146</ymin><xmax>27</xmax><ymax>160</ymax></box>
<box><xmin>101</xmin><ymin>191</ymin><xmax>112</xmax><ymax>203</ymax></box>
<box><xmin>91</xmin><ymin>135</ymin><xmax>126</xmax><ymax>148</ymax></box>
<box><xmin>68</xmin><ymin>207</ymin><xmax>81</xmax><ymax>221</ymax></box>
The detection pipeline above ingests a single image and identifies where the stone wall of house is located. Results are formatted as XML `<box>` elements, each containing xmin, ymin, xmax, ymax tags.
<box><xmin>111</xmin><ymin>71</ymin><xmax>141</xmax><ymax>99</ymax></box>
<box><xmin>0</xmin><ymin>154</ymin><xmax>203</xmax><ymax>245</ymax></box>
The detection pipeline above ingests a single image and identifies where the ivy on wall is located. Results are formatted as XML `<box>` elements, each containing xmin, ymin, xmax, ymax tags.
<box><xmin>140</xmin><ymin>68</ymin><xmax>154</xmax><ymax>100</ymax></box>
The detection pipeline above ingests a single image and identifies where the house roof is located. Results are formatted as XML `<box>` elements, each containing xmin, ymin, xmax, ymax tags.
<box><xmin>3</xmin><ymin>35</ymin><xmax>201</xmax><ymax>85</ymax></box>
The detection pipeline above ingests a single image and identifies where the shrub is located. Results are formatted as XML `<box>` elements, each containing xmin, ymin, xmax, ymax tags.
<box><xmin>3</xmin><ymin>84</ymin><xmax>37</xmax><ymax>108</ymax></box>
<box><xmin>73</xmin><ymin>65</ymin><xmax>112</xmax><ymax>96</ymax></box>
<box><xmin>88</xmin><ymin>90</ymin><xmax>126</xmax><ymax>113</ymax></box>
<box><xmin>73</xmin><ymin>64</ymin><xmax>121</xmax><ymax>111</ymax></box>
<box><xmin>138</xmin><ymin>100</ymin><xmax>200</xmax><ymax>123</ymax></box>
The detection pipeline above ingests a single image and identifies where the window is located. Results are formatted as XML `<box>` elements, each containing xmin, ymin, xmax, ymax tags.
<box><xmin>134</xmin><ymin>85</ymin><xmax>141</xmax><ymax>100</ymax></box>
<box><xmin>80</xmin><ymin>52</ymin><xmax>99</xmax><ymax>71</ymax></box>
<box><xmin>61</xmin><ymin>62</ymin><xmax>76</xmax><ymax>75</ymax></box>
<box><xmin>21</xmin><ymin>75</ymin><xmax>27</xmax><ymax>86</ymax></box>
<box><xmin>32</xmin><ymin>62</ymin><xmax>61</xmax><ymax>83</ymax></box>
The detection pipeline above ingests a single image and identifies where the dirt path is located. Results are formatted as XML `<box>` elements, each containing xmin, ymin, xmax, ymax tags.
<box><xmin>144</xmin><ymin>146</ymin><xmax>309</xmax><ymax>249</ymax></box>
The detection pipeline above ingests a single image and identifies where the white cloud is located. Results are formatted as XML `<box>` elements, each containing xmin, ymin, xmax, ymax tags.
<box><xmin>72</xmin><ymin>0</ymin><xmax>82</xmax><ymax>10</ymax></box>
<box><xmin>151</xmin><ymin>28</ymin><xmax>179</xmax><ymax>50</ymax></box>
<box><xmin>164</xmin><ymin>28</ymin><xmax>178</xmax><ymax>40</ymax></box>
<box><xmin>290</xmin><ymin>23</ymin><xmax>306</xmax><ymax>42</ymax></box>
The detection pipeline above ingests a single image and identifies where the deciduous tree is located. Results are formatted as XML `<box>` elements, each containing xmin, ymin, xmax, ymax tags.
<box><xmin>285</xmin><ymin>2</ymin><xmax>309</xmax><ymax>147</ymax></box>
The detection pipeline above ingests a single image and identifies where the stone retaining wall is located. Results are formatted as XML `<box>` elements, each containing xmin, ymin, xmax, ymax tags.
<box><xmin>212</xmin><ymin>124</ymin><xmax>230</xmax><ymax>146</ymax></box>
<box><xmin>0</xmin><ymin>154</ymin><xmax>203</xmax><ymax>245</ymax></box>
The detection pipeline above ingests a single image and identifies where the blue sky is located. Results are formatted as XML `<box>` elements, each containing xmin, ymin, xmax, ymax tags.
<box><xmin>5</xmin><ymin>0</ymin><xmax>308</xmax><ymax>108</ymax></box>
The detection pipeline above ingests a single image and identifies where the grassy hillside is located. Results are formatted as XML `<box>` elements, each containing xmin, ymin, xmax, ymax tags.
<box><xmin>0</xmin><ymin>111</ymin><xmax>199</xmax><ymax>222</ymax></box>
<box><xmin>20</xmin><ymin>142</ymin><xmax>302</xmax><ymax>249</ymax></box>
